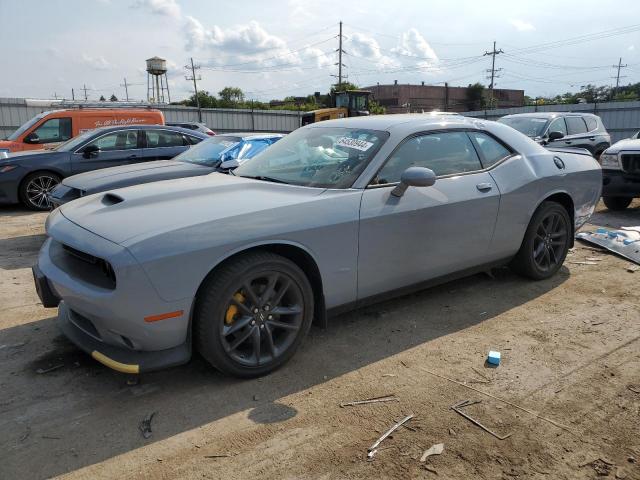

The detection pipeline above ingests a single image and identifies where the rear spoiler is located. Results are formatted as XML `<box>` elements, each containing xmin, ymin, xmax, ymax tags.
<box><xmin>545</xmin><ymin>146</ymin><xmax>593</xmax><ymax>157</ymax></box>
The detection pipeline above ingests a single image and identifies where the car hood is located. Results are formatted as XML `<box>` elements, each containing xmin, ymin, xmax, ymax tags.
<box><xmin>0</xmin><ymin>149</ymin><xmax>66</xmax><ymax>165</ymax></box>
<box><xmin>62</xmin><ymin>160</ymin><xmax>212</xmax><ymax>193</ymax></box>
<box><xmin>606</xmin><ymin>138</ymin><xmax>640</xmax><ymax>154</ymax></box>
<box><xmin>59</xmin><ymin>173</ymin><xmax>326</xmax><ymax>245</ymax></box>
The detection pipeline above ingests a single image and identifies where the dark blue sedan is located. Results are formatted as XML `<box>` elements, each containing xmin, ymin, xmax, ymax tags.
<box><xmin>0</xmin><ymin>125</ymin><xmax>207</xmax><ymax>210</ymax></box>
<box><xmin>49</xmin><ymin>132</ymin><xmax>284</xmax><ymax>208</ymax></box>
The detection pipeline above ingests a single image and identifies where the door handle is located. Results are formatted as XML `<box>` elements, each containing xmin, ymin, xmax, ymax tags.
<box><xmin>476</xmin><ymin>183</ymin><xmax>493</xmax><ymax>192</ymax></box>
<box><xmin>127</xmin><ymin>154</ymin><xmax>138</xmax><ymax>159</ymax></box>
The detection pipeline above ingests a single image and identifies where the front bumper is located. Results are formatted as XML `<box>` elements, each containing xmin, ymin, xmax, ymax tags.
<box><xmin>602</xmin><ymin>169</ymin><xmax>640</xmax><ymax>197</ymax></box>
<box><xmin>36</xmin><ymin>210</ymin><xmax>194</xmax><ymax>372</ymax></box>
<box><xmin>58</xmin><ymin>301</ymin><xmax>191</xmax><ymax>373</ymax></box>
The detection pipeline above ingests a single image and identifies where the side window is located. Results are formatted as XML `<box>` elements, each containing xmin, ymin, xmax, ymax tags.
<box><xmin>584</xmin><ymin>116</ymin><xmax>598</xmax><ymax>131</ymax></box>
<box><xmin>565</xmin><ymin>117</ymin><xmax>588</xmax><ymax>135</ymax></box>
<box><xmin>87</xmin><ymin>131</ymin><xmax>139</xmax><ymax>152</ymax></box>
<box><xmin>468</xmin><ymin>132</ymin><xmax>512</xmax><ymax>168</ymax></box>
<box><xmin>186</xmin><ymin>135</ymin><xmax>204</xmax><ymax>145</ymax></box>
<box><xmin>375</xmin><ymin>131</ymin><xmax>483</xmax><ymax>184</ymax></box>
<box><xmin>145</xmin><ymin>130</ymin><xmax>188</xmax><ymax>147</ymax></box>
<box><xmin>32</xmin><ymin>117</ymin><xmax>72</xmax><ymax>143</ymax></box>
<box><xmin>548</xmin><ymin>117</ymin><xmax>567</xmax><ymax>136</ymax></box>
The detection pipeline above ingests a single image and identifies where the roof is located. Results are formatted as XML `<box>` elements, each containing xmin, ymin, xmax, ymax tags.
<box><xmin>501</xmin><ymin>112</ymin><xmax>598</xmax><ymax>119</ymax></box>
<box><xmin>89</xmin><ymin>124</ymin><xmax>208</xmax><ymax>137</ymax></box>
<box><xmin>307</xmin><ymin>113</ymin><xmax>480</xmax><ymax>131</ymax></box>
<box><xmin>219</xmin><ymin>132</ymin><xmax>285</xmax><ymax>139</ymax></box>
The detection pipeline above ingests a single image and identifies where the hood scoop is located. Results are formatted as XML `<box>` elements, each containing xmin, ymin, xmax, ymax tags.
<box><xmin>101</xmin><ymin>193</ymin><xmax>124</xmax><ymax>206</ymax></box>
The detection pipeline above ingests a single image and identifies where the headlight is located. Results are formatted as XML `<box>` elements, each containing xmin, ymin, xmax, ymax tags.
<box><xmin>600</xmin><ymin>153</ymin><xmax>620</xmax><ymax>169</ymax></box>
<box><xmin>0</xmin><ymin>165</ymin><xmax>17</xmax><ymax>173</ymax></box>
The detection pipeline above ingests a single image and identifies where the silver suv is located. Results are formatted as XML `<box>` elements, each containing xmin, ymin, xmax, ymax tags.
<box><xmin>499</xmin><ymin>112</ymin><xmax>610</xmax><ymax>158</ymax></box>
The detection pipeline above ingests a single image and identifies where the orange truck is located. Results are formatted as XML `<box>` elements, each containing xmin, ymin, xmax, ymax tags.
<box><xmin>0</xmin><ymin>108</ymin><xmax>164</xmax><ymax>154</ymax></box>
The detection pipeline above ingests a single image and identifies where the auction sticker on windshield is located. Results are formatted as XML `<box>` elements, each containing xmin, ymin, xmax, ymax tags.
<box><xmin>336</xmin><ymin>137</ymin><xmax>374</xmax><ymax>151</ymax></box>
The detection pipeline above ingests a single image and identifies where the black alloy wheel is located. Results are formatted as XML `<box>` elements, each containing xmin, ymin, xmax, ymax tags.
<box><xmin>511</xmin><ymin>201</ymin><xmax>571</xmax><ymax>280</ymax></box>
<box><xmin>20</xmin><ymin>172</ymin><xmax>61</xmax><ymax>210</ymax></box>
<box><xmin>195</xmin><ymin>251</ymin><xmax>314</xmax><ymax>377</ymax></box>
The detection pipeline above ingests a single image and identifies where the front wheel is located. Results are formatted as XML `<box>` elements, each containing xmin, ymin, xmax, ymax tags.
<box><xmin>511</xmin><ymin>201</ymin><xmax>571</xmax><ymax>280</ymax></box>
<box><xmin>603</xmin><ymin>196</ymin><xmax>632</xmax><ymax>211</ymax></box>
<box><xmin>194</xmin><ymin>251</ymin><xmax>314</xmax><ymax>377</ymax></box>
<box><xmin>19</xmin><ymin>171</ymin><xmax>61</xmax><ymax>210</ymax></box>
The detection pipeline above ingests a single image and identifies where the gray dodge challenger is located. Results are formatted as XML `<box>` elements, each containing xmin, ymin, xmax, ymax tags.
<box><xmin>33</xmin><ymin>114</ymin><xmax>602</xmax><ymax>377</ymax></box>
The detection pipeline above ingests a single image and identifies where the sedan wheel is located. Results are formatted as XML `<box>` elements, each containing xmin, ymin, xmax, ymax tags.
<box><xmin>511</xmin><ymin>201</ymin><xmax>571</xmax><ymax>280</ymax></box>
<box><xmin>603</xmin><ymin>196</ymin><xmax>632</xmax><ymax>211</ymax></box>
<box><xmin>195</xmin><ymin>251</ymin><xmax>314</xmax><ymax>377</ymax></box>
<box><xmin>20</xmin><ymin>172</ymin><xmax>61</xmax><ymax>210</ymax></box>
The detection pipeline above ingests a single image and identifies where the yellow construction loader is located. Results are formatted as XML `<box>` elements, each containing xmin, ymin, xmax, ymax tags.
<box><xmin>301</xmin><ymin>90</ymin><xmax>372</xmax><ymax>126</ymax></box>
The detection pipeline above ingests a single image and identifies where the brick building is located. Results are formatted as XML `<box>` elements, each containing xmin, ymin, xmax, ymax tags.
<box><xmin>364</xmin><ymin>82</ymin><xmax>525</xmax><ymax>113</ymax></box>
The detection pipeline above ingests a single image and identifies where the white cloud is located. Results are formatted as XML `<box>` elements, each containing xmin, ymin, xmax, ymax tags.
<box><xmin>392</xmin><ymin>29</ymin><xmax>438</xmax><ymax>63</ymax></box>
<box><xmin>132</xmin><ymin>0</ymin><xmax>181</xmax><ymax>18</ymax></box>
<box><xmin>628</xmin><ymin>45</ymin><xmax>635</xmax><ymax>51</ymax></box>
<box><xmin>509</xmin><ymin>19</ymin><xmax>535</xmax><ymax>32</ymax></box>
<box><xmin>80</xmin><ymin>54</ymin><xmax>114</xmax><ymax>71</ymax></box>
<box><xmin>347</xmin><ymin>32</ymin><xmax>397</xmax><ymax>69</ymax></box>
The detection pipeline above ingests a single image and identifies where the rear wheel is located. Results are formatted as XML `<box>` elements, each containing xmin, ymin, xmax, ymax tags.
<box><xmin>19</xmin><ymin>171</ymin><xmax>61</xmax><ymax>210</ymax></box>
<box><xmin>194</xmin><ymin>251</ymin><xmax>314</xmax><ymax>377</ymax></box>
<box><xmin>603</xmin><ymin>196</ymin><xmax>632</xmax><ymax>211</ymax></box>
<box><xmin>511</xmin><ymin>201</ymin><xmax>571</xmax><ymax>280</ymax></box>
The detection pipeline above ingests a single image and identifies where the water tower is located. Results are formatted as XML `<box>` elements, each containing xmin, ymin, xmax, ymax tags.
<box><xmin>146</xmin><ymin>56</ymin><xmax>171</xmax><ymax>103</ymax></box>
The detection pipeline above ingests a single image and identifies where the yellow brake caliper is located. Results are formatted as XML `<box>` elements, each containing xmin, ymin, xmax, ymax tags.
<box><xmin>225</xmin><ymin>292</ymin><xmax>246</xmax><ymax>325</ymax></box>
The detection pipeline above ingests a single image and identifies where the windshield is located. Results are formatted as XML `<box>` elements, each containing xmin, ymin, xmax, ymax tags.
<box><xmin>234</xmin><ymin>127</ymin><xmax>389</xmax><ymax>188</ymax></box>
<box><xmin>7</xmin><ymin>113</ymin><xmax>47</xmax><ymax>141</ymax></box>
<box><xmin>177</xmin><ymin>136</ymin><xmax>241</xmax><ymax>166</ymax></box>
<box><xmin>54</xmin><ymin>129</ymin><xmax>98</xmax><ymax>152</ymax></box>
<box><xmin>498</xmin><ymin>117</ymin><xmax>549</xmax><ymax>138</ymax></box>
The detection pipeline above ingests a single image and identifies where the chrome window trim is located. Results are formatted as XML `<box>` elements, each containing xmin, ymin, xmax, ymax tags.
<box><xmin>72</xmin><ymin>129</ymin><xmax>141</xmax><ymax>154</ymax></box>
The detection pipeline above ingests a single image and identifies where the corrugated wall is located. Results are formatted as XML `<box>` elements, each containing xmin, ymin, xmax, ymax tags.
<box><xmin>461</xmin><ymin>101</ymin><xmax>640</xmax><ymax>143</ymax></box>
<box><xmin>0</xmin><ymin>98</ymin><xmax>302</xmax><ymax>139</ymax></box>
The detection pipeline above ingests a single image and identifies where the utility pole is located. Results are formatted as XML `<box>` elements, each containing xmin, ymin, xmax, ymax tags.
<box><xmin>185</xmin><ymin>57</ymin><xmax>202</xmax><ymax>122</ymax></box>
<box><xmin>331</xmin><ymin>21</ymin><xmax>347</xmax><ymax>89</ymax></box>
<box><xmin>71</xmin><ymin>88</ymin><xmax>75</xmax><ymax>101</ymax></box>
<box><xmin>612</xmin><ymin>57</ymin><xmax>628</xmax><ymax>99</ymax></box>
<box><xmin>484</xmin><ymin>41</ymin><xmax>503</xmax><ymax>108</ymax></box>
<box><xmin>121</xmin><ymin>78</ymin><xmax>130</xmax><ymax>102</ymax></box>
<box><xmin>82</xmin><ymin>84</ymin><xmax>88</xmax><ymax>101</ymax></box>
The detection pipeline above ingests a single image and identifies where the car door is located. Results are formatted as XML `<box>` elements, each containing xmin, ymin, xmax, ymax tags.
<box><xmin>559</xmin><ymin>116</ymin><xmax>592</xmax><ymax>150</ymax></box>
<box><xmin>357</xmin><ymin>130</ymin><xmax>500</xmax><ymax>300</ymax></box>
<box><xmin>142</xmin><ymin>129</ymin><xmax>191</xmax><ymax>161</ymax></box>
<box><xmin>71</xmin><ymin>129</ymin><xmax>142</xmax><ymax>174</ymax></box>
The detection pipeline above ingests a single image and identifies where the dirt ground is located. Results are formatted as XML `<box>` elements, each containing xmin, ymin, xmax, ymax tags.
<box><xmin>1</xmin><ymin>201</ymin><xmax>639</xmax><ymax>480</ymax></box>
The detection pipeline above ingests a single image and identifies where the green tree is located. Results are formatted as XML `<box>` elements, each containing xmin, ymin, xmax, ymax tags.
<box><xmin>330</xmin><ymin>82</ymin><xmax>360</xmax><ymax>95</ymax></box>
<box><xmin>99</xmin><ymin>95</ymin><xmax>106</xmax><ymax>102</ymax></box>
<box><xmin>466</xmin><ymin>83</ymin><xmax>486</xmax><ymax>110</ymax></box>
<box><xmin>218</xmin><ymin>87</ymin><xmax>245</xmax><ymax>106</ymax></box>
<box><xmin>109</xmin><ymin>94</ymin><xmax>118</xmax><ymax>102</ymax></box>
<box><xmin>185</xmin><ymin>90</ymin><xmax>218</xmax><ymax>108</ymax></box>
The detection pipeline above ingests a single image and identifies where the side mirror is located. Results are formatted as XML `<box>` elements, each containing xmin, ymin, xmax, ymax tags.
<box><xmin>24</xmin><ymin>132</ymin><xmax>40</xmax><ymax>144</ymax></box>
<box><xmin>83</xmin><ymin>144</ymin><xmax>100</xmax><ymax>159</ymax></box>
<box><xmin>391</xmin><ymin>167</ymin><xmax>436</xmax><ymax>197</ymax></box>
<box><xmin>548</xmin><ymin>131</ymin><xmax>564</xmax><ymax>142</ymax></box>
<box><xmin>219</xmin><ymin>158</ymin><xmax>240</xmax><ymax>170</ymax></box>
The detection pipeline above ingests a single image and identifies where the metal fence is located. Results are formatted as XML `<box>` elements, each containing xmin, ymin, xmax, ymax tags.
<box><xmin>3</xmin><ymin>97</ymin><xmax>640</xmax><ymax>143</ymax></box>
<box><xmin>461</xmin><ymin>100</ymin><xmax>640</xmax><ymax>143</ymax></box>
<box><xmin>0</xmin><ymin>98</ymin><xmax>302</xmax><ymax>139</ymax></box>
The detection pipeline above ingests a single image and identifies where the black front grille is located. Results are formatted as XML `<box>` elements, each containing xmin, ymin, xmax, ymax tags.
<box><xmin>51</xmin><ymin>241</ymin><xmax>117</xmax><ymax>289</ymax></box>
<box><xmin>621</xmin><ymin>154</ymin><xmax>640</xmax><ymax>174</ymax></box>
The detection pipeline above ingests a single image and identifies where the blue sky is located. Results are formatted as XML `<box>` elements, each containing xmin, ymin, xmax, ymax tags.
<box><xmin>0</xmin><ymin>0</ymin><xmax>638</xmax><ymax>102</ymax></box>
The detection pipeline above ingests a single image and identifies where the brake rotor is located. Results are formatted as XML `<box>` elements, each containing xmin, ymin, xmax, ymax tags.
<box><xmin>225</xmin><ymin>292</ymin><xmax>246</xmax><ymax>324</ymax></box>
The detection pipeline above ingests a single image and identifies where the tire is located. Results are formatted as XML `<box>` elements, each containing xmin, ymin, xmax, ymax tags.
<box><xmin>511</xmin><ymin>201</ymin><xmax>571</xmax><ymax>280</ymax></box>
<box><xmin>19</xmin><ymin>171</ymin><xmax>61</xmax><ymax>210</ymax></box>
<box><xmin>603</xmin><ymin>196</ymin><xmax>632</xmax><ymax>211</ymax></box>
<box><xmin>194</xmin><ymin>251</ymin><xmax>314</xmax><ymax>377</ymax></box>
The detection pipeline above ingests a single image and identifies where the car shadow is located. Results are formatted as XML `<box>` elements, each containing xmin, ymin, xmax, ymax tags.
<box><xmin>0</xmin><ymin>234</ymin><xmax>47</xmax><ymax>270</ymax></box>
<box><xmin>0</xmin><ymin>267</ymin><xmax>569</xmax><ymax>479</ymax></box>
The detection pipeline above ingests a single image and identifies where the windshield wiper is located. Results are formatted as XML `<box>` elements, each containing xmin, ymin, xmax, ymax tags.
<box><xmin>239</xmin><ymin>175</ymin><xmax>289</xmax><ymax>184</ymax></box>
